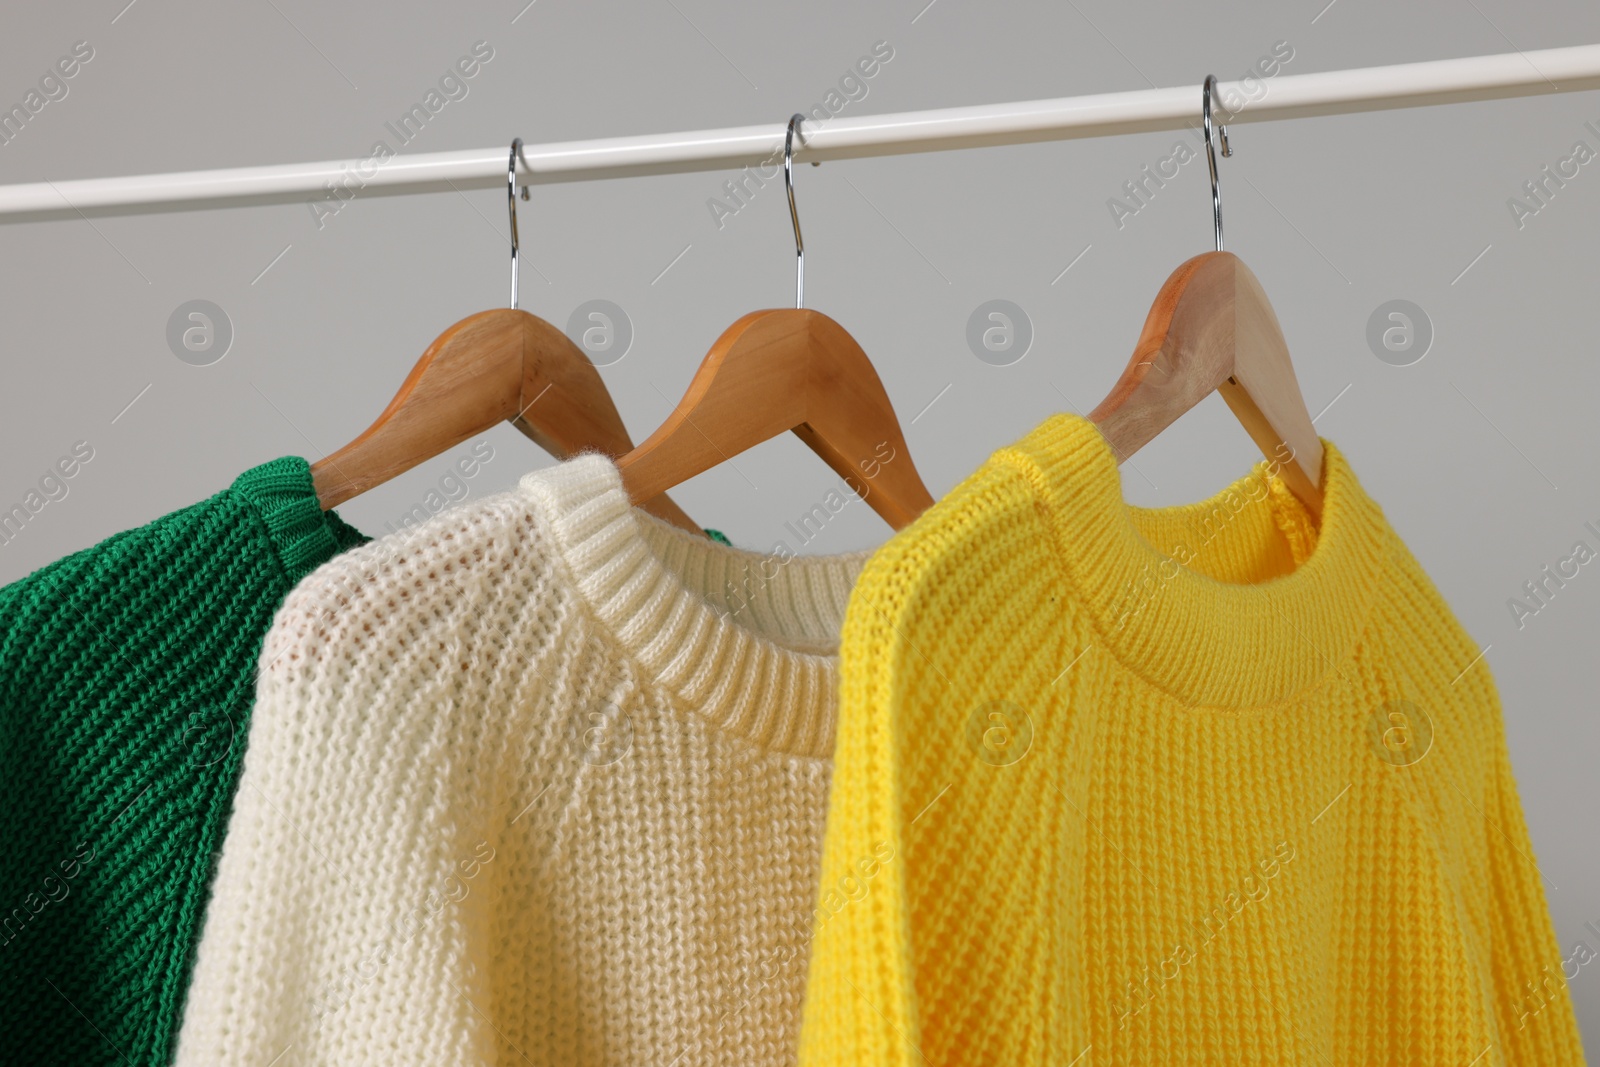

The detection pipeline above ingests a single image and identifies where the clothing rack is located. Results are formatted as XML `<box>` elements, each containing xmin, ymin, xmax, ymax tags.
<box><xmin>3</xmin><ymin>43</ymin><xmax>1599</xmax><ymax>222</ymax></box>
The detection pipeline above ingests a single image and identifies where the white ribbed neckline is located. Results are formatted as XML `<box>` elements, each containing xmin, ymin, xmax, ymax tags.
<box><xmin>518</xmin><ymin>454</ymin><xmax>873</xmax><ymax>758</ymax></box>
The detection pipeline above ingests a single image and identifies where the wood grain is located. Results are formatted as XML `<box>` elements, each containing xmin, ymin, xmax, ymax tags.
<box><xmin>311</xmin><ymin>309</ymin><xmax>701</xmax><ymax>532</ymax></box>
<box><xmin>617</xmin><ymin>309</ymin><xmax>935</xmax><ymax>531</ymax></box>
<box><xmin>1089</xmin><ymin>252</ymin><xmax>1324</xmax><ymax>520</ymax></box>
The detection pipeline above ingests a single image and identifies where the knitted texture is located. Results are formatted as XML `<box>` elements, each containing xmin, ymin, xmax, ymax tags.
<box><xmin>0</xmin><ymin>456</ymin><xmax>366</xmax><ymax>1067</ymax></box>
<box><xmin>798</xmin><ymin>413</ymin><xmax>1585</xmax><ymax>1066</ymax></box>
<box><xmin>174</xmin><ymin>454</ymin><xmax>869</xmax><ymax>1066</ymax></box>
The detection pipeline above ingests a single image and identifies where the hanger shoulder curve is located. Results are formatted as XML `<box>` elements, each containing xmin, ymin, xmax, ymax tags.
<box><xmin>1216</xmin><ymin>256</ymin><xmax>1323</xmax><ymax>517</ymax></box>
<box><xmin>793</xmin><ymin>311</ymin><xmax>935</xmax><ymax>530</ymax></box>
<box><xmin>311</xmin><ymin>310</ymin><xmax>523</xmax><ymax>509</ymax></box>
<box><xmin>1089</xmin><ymin>252</ymin><xmax>1236</xmax><ymax>460</ymax></box>
<box><xmin>311</xmin><ymin>308</ymin><xmax>701</xmax><ymax>531</ymax></box>
<box><xmin>1088</xmin><ymin>251</ymin><xmax>1323</xmax><ymax>519</ymax></box>
<box><xmin>509</xmin><ymin>311</ymin><xmax>645</xmax><ymax>457</ymax></box>
<box><xmin>612</xmin><ymin>310</ymin><xmax>807</xmax><ymax>513</ymax></box>
<box><xmin>617</xmin><ymin>308</ymin><xmax>935</xmax><ymax>530</ymax></box>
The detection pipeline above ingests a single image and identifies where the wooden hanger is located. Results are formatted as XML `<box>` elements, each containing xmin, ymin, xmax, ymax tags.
<box><xmin>310</xmin><ymin>140</ymin><xmax>700</xmax><ymax>533</ymax></box>
<box><xmin>616</xmin><ymin>308</ymin><xmax>934</xmax><ymax>529</ymax></box>
<box><xmin>310</xmin><ymin>308</ymin><xmax>699</xmax><ymax>529</ymax></box>
<box><xmin>615</xmin><ymin>115</ymin><xmax>935</xmax><ymax>531</ymax></box>
<box><xmin>1088</xmin><ymin>79</ymin><xmax>1324</xmax><ymax>520</ymax></box>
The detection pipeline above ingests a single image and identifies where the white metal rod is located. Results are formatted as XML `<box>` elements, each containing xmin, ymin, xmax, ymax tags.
<box><xmin>4</xmin><ymin>43</ymin><xmax>1598</xmax><ymax>222</ymax></box>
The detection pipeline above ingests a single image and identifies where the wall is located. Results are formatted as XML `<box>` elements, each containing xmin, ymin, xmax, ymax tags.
<box><xmin>2</xmin><ymin>0</ymin><xmax>1598</xmax><ymax>1051</ymax></box>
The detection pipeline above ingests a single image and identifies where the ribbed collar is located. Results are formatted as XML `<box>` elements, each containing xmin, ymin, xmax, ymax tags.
<box><xmin>518</xmin><ymin>455</ymin><xmax>871</xmax><ymax>758</ymax></box>
<box><xmin>1007</xmin><ymin>414</ymin><xmax>1391</xmax><ymax>709</ymax></box>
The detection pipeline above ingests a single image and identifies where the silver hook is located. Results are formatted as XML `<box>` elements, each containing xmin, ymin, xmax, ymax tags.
<box><xmin>784</xmin><ymin>114</ymin><xmax>806</xmax><ymax>309</ymax></box>
<box><xmin>508</xmin><ymin>138</ymin><xmax>532</xmax><ymax>309</ymax></box>
<box><xmin>1202</xmin><ymin>75</ymin><xmax>1232</xmax><ymax>252</ymax></box>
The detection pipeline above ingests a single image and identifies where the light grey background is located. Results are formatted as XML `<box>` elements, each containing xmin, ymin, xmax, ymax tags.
<box><xmin>3</xmin><ymin>0</ymin><xmax>1598</xmax><ymax>1050</ymax></box>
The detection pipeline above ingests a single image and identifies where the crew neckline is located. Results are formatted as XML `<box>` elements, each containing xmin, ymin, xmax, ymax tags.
<box><xmin>518</xmin><ymin>454</ymin><xmax>873</xmax><ymax>758</ymax></box>
<box><xmin>1013</xmin><ymin>413</ymin><xmax>1391</xmax><ymax>709</ymax></box>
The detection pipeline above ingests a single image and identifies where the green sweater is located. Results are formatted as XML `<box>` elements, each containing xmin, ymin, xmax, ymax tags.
<box><xmin>0</xmin><ymin>457</ymin><xmax>366</xmax><ymax>1066</ymax></box>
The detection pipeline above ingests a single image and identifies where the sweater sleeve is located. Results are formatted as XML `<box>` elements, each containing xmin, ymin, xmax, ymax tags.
<box><xmin>171</xmin><ymin>508</ymin><xmax>574</xmax><ymax>1065</ymax></box>
<box><xmin>1481</xmin><ymin>732</ymin><xmax>1587</xmax><ymax>1062</ymax></box>
<box><xmin>793</xmin><ymin>538</ymin><xmax>921</xmax><ymax>1067</ymax></box>
<box><xmin>797</xmin><ymin>458</ymin><xmax>1074</xmax><ymax>1066</ymax></box>
<box><xmin>0</xmin><ymin>456</ymin><xmax>362</xmax><ymax>1067</ymax></box>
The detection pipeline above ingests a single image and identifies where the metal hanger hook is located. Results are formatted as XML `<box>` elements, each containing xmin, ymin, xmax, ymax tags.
<box><xmin>784</xmin><ymin>114</ymin><xmax>806</xmax><ymax>309</ymax></box>
<box><xmin>508</xmin><ymin>138</ymin><xmax>532</xmax><ymax>309</ymax></box>
<box><xmin>1201</xmin><ymin>75</ymin><xmax>1232</xmax><ymax>252</ymax></box>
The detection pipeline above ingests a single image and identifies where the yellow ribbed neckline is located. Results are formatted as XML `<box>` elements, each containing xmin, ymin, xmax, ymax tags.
<box><xmin>1004</xmin><ymin>413</ymin><xmax>1391</xmax><ymax>709</ymax></box>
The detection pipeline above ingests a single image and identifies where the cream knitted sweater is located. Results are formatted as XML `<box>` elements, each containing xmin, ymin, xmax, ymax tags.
<box><xmin>174</xmin><ymin>455</ymin><xmax>869</xmax><ymax>1066</ymax></box>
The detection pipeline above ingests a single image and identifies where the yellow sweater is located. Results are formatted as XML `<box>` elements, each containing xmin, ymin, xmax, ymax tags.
<box><xmin>797</xmin><ymin>413</ymin><xmax>1584</xmax><ymax>1066</ymax></box>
